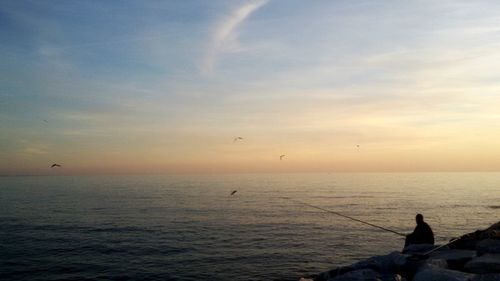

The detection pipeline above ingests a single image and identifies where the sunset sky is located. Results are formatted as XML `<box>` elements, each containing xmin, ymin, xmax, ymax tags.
<box><xmin>2</xmin><ymin>0</ymin><xmax>500</xmax><ymax>175</ymax></box>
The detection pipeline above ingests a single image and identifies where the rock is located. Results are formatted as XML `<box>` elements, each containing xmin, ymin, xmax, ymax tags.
<box><xmin>402</xmin><ymin>243</ymin><xmax>436</xmax><ymax>254</ymax></box>
<box><xmin>429</xmin><ymin>249</ymin><xmax>476</xmax><ymax>270</ymax></box>
<box><xmin>316</xmin><ymin>252</ymin><xmax>407</xmax><ymax>281</ymax></box>
<box><xmin>451</xmin><ymin>222</ymin><xmax>500</xmax><ymax>250</ymax></box>
<box><xmin>464</xmin><ymin>254</ymin><xmax>500</xmax><ymax>274</ymax></box>
<box><xmin>413</xmin><ymin>265</ymin><xmax>474</xmax><ymax>281</ymax></box>
<box><xmin>476</xmin><ymin>239</ymin><xmax>500</xmax><ymax>255</ymax></box>
<box><xmin>430</xmin><ymin>249</ymin><xmax>476</xmax><ymax>261</ymax></box>
<box><xmin>351</xmin><ymin>252</ymin><xmax>407</xmax><ymax>273</ymax></box>
<box><xmin>316</xmin><ymin>265</ymin><xmax>356</xmax><ymax>281</ymax></box>
<box><xmin>310</xmin><ymin>222</ymin><xmax>500</xmax><ymax>281</ymax></box>
<box><xmin>399</xmin><ymin>256</ymin><xmax>429</xmax><ymax>280</ymax></box>
<box><xmin>329</xmin><ymin>268</ymin><xmax>380</xmax><ymax>281</ymax></box>
<box><xmin>471</xmin><ymin>273</ymin><xmax>500</xmax><ymax>281</ymax></box>
<box><xmin>426</xmin><ymin>258</ymin><xmax>449</xmax><ymax>269</ymax></box>
<box><xmin>379</xmin><ymin>274</ymin><xmax>404</xmax><ymax>281</ymax></box>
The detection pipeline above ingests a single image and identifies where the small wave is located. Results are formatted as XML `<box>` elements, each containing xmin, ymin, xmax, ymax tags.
<box><xmin>5</xmin><ymin>223</ymin><xmax>161</xmax><ymax>235</ymax></box>
<box><xmin>448</xmin><ymin>204</ymin><xmax>478</xmax><ymax>208</ymax></box>
<box><xmin>488</xmin><ymin>205</ymin><xmax>500</xmax><ymax>209</ymax></box>
<box><xmin>373</xmin><ymin>207</ymin><xmax>399</xmax><ymax>210</ymax></box>
<box><xmin>308</xmin><ymin>195</ymin><xmax>376</xmax><ymax>199</ymax></box>
<box><xmin>89</xmin><ymin>226</ymin><xmax>151</xmax><ymax>233</ymax></box>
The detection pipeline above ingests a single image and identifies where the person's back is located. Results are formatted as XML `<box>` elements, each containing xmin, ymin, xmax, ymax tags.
<box><xmin>404</xmin><ymin>214</ymin><xmax>434</xmax><ymax>247</ymax></box>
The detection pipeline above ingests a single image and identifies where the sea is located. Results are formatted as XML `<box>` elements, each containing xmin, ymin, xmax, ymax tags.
<box><xmin>1</xmin><ymin>173</ymin><xmax>499</xmax><ymax>281</ymax></box>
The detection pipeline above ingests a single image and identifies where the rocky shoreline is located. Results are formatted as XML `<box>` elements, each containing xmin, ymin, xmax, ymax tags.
<box><xmin>301</xmin><ymin>221</ymin><xmax>500</xmax><ymax>281</ymax></box>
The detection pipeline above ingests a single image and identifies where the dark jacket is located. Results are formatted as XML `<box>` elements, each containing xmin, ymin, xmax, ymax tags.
<box><xmin>405</xmin><ymin>222</ymin><xmax>434</xmax><ymax>247</ymax></box>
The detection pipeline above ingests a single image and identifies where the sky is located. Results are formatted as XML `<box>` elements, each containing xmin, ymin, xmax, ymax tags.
<box><xmin>1</xmin><ymin>0</ymin><xmax>500</xmax><ymax>175</ymax></box>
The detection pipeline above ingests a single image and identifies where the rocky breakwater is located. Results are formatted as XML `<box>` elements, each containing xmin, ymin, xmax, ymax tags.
<box><xmin>301</xmin><ymin>221</ymin><xmax>500</xmax><ymax>281</ymax></box>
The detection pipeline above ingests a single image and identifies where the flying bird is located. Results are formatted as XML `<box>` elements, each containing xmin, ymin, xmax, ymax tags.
<box><xmin>43</xmin><ymin>119</ymin><xmax>48</xmax><ymax>123</ymax></box>
<box><xmin>230</xmin><ymin>190</ymin><xmax>237</xmax><ymax>196</ymax></box>
<box><xmin>280</xmin><ymin>154</ymin><xmax>286</xmax><ymax>160</ymax></box>
<box><xmin>51</xmin><ymin>164</ymin><xmax>61</xmax><ymax>168</ymax></box>
<box><xmin>233</xmin><ymin>137</ymin><xmax>243</xmax><ymax>143</ymax></box>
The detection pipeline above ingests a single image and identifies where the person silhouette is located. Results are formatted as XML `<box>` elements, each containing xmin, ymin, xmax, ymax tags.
<box><xmin>404</xmin><ymin>214</ymin><xmax>434</xmax><ymax>247</ymax></box>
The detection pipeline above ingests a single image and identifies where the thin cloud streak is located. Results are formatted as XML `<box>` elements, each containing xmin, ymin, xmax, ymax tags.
<box><xmin>202</xmin><ymin>0</ymin><xmax>268</xmax><ymax>74</ymax></box>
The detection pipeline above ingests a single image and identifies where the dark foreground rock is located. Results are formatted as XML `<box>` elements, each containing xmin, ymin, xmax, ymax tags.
<box><xmin>301</xmin><ymin>221</ymin><xmax>500</xmax><ymax>281</ymax></box>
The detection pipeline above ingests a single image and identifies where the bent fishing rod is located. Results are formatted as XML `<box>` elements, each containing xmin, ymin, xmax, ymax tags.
<box><xmin>280</xmin><ymin>196</ymin><xmax>407</xmax><ymax>237</ymax></box>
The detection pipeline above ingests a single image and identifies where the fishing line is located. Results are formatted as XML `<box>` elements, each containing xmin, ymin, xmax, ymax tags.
<box><xmin>280</xmin><ymin>196</ymin><xmax>407</xmax><ymax>237</ymax></box>
<box><xmin>280</xmin><ymin>196</ymin><xmax>471</xmax><ymax>261</ymax></box>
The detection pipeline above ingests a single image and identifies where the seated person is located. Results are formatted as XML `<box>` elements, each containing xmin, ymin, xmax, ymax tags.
<box><xmin>405</xmin><ymin>214</ymin><xmax>434</xmax><ymax>247</ymax></box>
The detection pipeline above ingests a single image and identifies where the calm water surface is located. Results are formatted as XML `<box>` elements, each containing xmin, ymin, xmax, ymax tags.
<box><xmin>1</xmin><ymin>173</ymin><xmax>499</xmax><ymax>280</ymax></box>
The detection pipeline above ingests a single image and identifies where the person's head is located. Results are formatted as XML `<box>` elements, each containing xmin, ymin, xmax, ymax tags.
<box><xmin>416</xmin><ymin>214</ymin><xmax>424</xmax><ymax>224</ymax></box>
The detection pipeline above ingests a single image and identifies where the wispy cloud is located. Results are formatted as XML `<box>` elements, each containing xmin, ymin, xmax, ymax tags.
<box><xmin>201</xmin><ymin>0</ymin><xmax>268</xmax><ymax>74</ymax></box>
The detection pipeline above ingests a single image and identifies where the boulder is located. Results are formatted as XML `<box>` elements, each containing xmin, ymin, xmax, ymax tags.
<box><xmin>451</xmin><ymin>222</ymin><xmax>500</xmax><ymax>250</ymax></box>
<box><xmin>425</xmin><ymin>258</ymin><xmax>449</xmax><ymax>269</ymax></box>
<box><xmin>315</xmin><ymin>252</ymin><xmax>407</xmax><ymax>281</ymax></box>
<box><xmin>464</xmin><ymin>254</ymin><xmax>500</xmax><ymax>274</ymax></box>
<box><xmin>476</xmin><ymin>239</ymin><xmax>500</xmax><ymax>255</ymax></box>
<box><xmin>316</xmin><ymin>265</ymin><xmax>357</xmax><ymax>281</ymax></box>
<box><xmin>378</xmin><ymin>273</ymin><xmax>404</xmax><ymax>281</ymax></box>
<box><xmin>351</xmin><ymin>252</ymin><xmax>407</xmax><ymax>273</ymax></box>
<box><xmin>402</xmin><ymin>244</ymin><xmax>436</xmax><ymax>254</ymax></box>
<box><xmin>309</xmin><ymin>222</ymin><xmax>500</xmax><ymax>281</ymax></box>
<box><xmin>471</xmin><ymin>273</ymin><xmax>500</xmax><ymax>281</ymax></box>
<box><xmin>329</xmin><ymin>268</ymin><xmax>380</xmax><ymax>281</ymax></box>
<box><xmin>429</xmin><ymin>249</ymin><xmax>476</xmax><ymax>270</ymax></box>
<box><xmin>413</xmin><ymin>265</ymin><xmax>473</xmax><ymax>281</ymax></box>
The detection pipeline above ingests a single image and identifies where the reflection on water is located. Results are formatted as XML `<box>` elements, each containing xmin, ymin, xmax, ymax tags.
<box><xmin>1</xmin><ymin>173</ymin><xmax>499</xmax><ymax>280</ymax></box>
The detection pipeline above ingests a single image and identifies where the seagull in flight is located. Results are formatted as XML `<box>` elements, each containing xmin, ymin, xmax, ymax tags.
<box><xmin>280</xmin><ymin>154</ymin><xmax>286</xmax><ymax>160</ymax></box>
<box><xmin>230</xmin><ymin>190</ymin><xmax>237</xmax><ymax>196</ymax></box>
<box><xmin>233</xmin><ymin>137</ymin><xmax>243</xmax><ymax>143</ymax></box>
<box><xmin>43</xmin><ymin>119</ymin><xmax>48</xmax><ymax>123</ymax></box>
<box><xmin>51</xmin><ymin>164</ymin><xmax>61</xmax><ymax>168</ymax></box>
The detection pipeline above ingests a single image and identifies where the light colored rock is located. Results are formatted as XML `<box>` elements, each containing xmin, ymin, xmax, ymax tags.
<box><xmin>464</xmin><ymin>254</ymin><xmax>500</xmax><ymax>273</ymax></box>
<box><xmin>476</xmin><ymin>239</ymin><xmax>500</xmax><ymax>255</ymax></box>
<box><xmin>426</xmin><ymin>258</ymin><xmax>449</xmax><ymax>269</ymax></box>
<box><xmin>329</xmin><ymin>268</ymin><xmax>380</xmax><ymax>281</ymax></box>
<box><xmin>413</xmin><ymin>266</ymin><xmax>474</xmax><ymax>281</ymax></box>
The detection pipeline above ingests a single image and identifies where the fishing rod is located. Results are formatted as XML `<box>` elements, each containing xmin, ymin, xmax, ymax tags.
<box><xmin>404</xmin><ymin>237</ymin><xmax>461</xmax><ymax>261</ymax></box>
<box><xmin>280</xmin><ymin>196</ymin><xmax>407</xmax><ymax>237</ymax></box>
<box><xmin>422</xmin><ymin>237</ymin><xmax>460</xmax><ymax>256</ymax></box>
<box><xmin>280</xmin><ymin>197</ymin><xmax>470</xmax><ymax>260</ymax></box>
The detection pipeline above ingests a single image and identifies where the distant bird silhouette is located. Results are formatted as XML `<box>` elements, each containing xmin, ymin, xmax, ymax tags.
<box><xmin>43</xmin><ymin>119</ymin><xmax>48</xmax><ymax>123</ymax></box>
<box><xmin>356</xmin><ymin>144</ymin><xmax>360</xmax><ymax>148</ymax></box>
<box><xmin>280</xmin><ymin>154</ymin><xmax>286</xmax><ymax>160</ymax></box>
<box><xmin>233</xmin><ymin>137</ymin><xmax>243</xmax><ymax>143</ymax></box>
<box><xmin>230</xmin><ymin>190</ymin><xmax>237</xmax><ymax>196</ymax></box>
<box><xmin>51</xmin><ymin>164</ymin><xmax>61</xmax><ymax>168</ymax></box>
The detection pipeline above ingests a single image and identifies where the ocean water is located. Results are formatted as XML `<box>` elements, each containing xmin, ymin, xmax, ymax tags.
<box><xmin>1</xmin><ymin>173</ymin><xmax>499</xmax><ymax>281</ymax></box>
